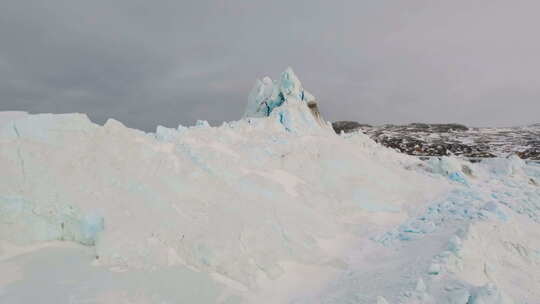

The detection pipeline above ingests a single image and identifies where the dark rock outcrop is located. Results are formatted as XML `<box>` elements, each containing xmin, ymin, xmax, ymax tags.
<box><xmin>332</xmin><ymin>121</ymin><xmax>540</xmax><ymax>160</ymax></box>
<box><xmin>332</xmin><ymin>121</ymin><xmax>372</xmax><ymax>134</ymax></box>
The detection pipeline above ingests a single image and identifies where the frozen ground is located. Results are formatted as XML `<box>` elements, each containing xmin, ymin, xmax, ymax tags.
<box><xmin>1</xmin><ymin>69</ymin><xmax>539</xmax><ymax>303</ymax></box>
<box><xmin>333</xmin><ymin>121</ymin><xmax>540</xmax><ymax>160</ymax></box>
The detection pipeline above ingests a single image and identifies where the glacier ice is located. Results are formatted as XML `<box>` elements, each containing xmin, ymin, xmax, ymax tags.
<box><xmin>0</xmin><ymin>196</ymin><xmax>103</xmax><ymax>246</ymax></box>
<box><xmin>468</xmin><ymin>284</ymin><xmax>512</xmax><ymax>304</ymax></box>
<box><xmin>444</xmin><ymin>286</ymin><xmax>471</xmax><ymax>304</ymax></box>
<box><xmin>1</xmin><ymin>69</ymin><xmax>540</xmax><ymax>303</ymax></box>
<box><xmin>244</xmin><ymin>67</ymin><xmax>324</xmax><ymax>128</ymax></box>
<box><xmin>376</xmin><ymin>296</ymin><xmax>389</xmax><ymax>304</ymax></box>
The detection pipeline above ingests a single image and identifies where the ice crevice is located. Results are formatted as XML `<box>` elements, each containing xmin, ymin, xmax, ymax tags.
<box><xmin>12</xmin><ymin>123</ymin><xmax>27</xmax><ymax>186</ymax></box>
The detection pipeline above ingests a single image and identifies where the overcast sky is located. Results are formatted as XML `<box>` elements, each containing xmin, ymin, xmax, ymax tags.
<box><xmin>1</xmin><ymin>0</ymin><xmax>540</xmax><ymax>130</ymax></box>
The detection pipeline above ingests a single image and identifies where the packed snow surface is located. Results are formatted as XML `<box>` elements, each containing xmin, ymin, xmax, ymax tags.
<box><xmin>1</xmin><ymin>69</ymin><xmax>540</xmax><ymax>303</ymax></box>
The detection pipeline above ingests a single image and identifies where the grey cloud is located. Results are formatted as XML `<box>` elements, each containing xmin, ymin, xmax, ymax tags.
<box><xmin>1</xmin><ymin>0</ymin><xmax>539</xmax><ymax>131</ymax></box>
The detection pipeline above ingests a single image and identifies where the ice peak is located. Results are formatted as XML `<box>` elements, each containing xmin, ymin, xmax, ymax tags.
<box><xmin>278</xmin><ymin>67</ymin><xmax>303</xmax><ymax>99</ymax></box>
<box><xmin>244</xmin><ymin>67</ymin><xmax>316</xmax><ymax>119</ymax></box>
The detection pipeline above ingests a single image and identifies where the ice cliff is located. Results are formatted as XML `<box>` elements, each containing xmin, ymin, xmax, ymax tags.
<box><xmin>1</xmin><ymin>69</ymin><xmax>539</xmax><ymax>303</ymax></box>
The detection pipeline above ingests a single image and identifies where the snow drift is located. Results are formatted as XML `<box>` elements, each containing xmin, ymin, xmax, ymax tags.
<box><xmin>1</xmin><ymin>69</ymin><xmax>539</xmax><ymax>303</ymax></box>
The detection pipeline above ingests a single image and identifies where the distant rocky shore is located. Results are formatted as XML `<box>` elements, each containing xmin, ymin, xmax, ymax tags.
<box><xmin>333</xmin><ymin>121</ymin><xmax>540</xmax><ymax>160</ymax></box>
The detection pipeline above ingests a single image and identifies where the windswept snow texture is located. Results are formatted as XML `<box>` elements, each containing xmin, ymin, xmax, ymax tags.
<box><xmin>1</xmin><ymin>72</ymin><xmax>540</xmax><ymax>303</ymax></box>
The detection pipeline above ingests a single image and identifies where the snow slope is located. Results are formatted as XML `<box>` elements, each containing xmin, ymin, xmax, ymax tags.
<box><xmin>1</xmin><ymin>69</ymin><xmax>539</xmax><ymax>303</ymax></box>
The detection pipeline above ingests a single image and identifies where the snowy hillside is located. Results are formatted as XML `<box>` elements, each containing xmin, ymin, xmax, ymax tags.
<box><xmin>1</xmin><ymin>69</ymin><xmax>540</xmax><ymax>303</ymax></box>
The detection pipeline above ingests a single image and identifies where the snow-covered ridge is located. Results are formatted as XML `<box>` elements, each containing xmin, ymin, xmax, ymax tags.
<box><xmin>1</xmin><ymin>69</ymin><xmax>540</xmax><ymax>303</ymax></box>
